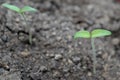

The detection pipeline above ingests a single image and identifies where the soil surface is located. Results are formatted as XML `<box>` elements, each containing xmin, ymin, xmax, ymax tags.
<box><xmin>0</xmin><ymin>0</ymin><xmax>120</xmax><ymax>80</ymax></box>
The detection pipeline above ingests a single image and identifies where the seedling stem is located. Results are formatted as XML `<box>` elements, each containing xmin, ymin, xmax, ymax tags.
<box><xmin>91</xmin><ymin>38</ymin><xmax>96</xmax><ymax>74</ymax></box>
<box><xmin>21</xmin><ymin>13</ymin><xmax>32</xmax><ymax>44</ymax></box>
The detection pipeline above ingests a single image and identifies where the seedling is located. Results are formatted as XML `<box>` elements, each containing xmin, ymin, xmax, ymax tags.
<box><xmin>74</xmin><ymin>29</ymin><xmax>111</xmax><ymax>74</ymax></box>
<box><xmin>2</xmin><ymin>3</ymin><xmax>37</xmax><ymax>44</ymax></box>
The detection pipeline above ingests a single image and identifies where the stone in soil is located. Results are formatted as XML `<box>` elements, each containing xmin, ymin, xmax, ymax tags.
<box><xmin>112</xmin><ymin>38</ymin><xmax>120</xmax><ymax>45</ymax></box>
<box><xmin>54</xmin><ymin>54</ymin><xmax>63</xmax><ymax>60</ymax></box>
<box><xmin>71</xmin><ymin>56</ymin><xmax>81</xmax><ymax>64</ymax></box>
<box><xmin>20</xmin><ymin>49</ymin><xmax>30</xmax><ymax>57</ymax></box>
<box><xmin>39</xmin><ymin>66</ymin><xmax>48</xmax><ymax>72</ymax></box>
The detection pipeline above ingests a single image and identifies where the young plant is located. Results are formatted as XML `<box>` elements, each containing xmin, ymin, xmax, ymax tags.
<box><xmin>74</xmin><ymin>29</ymin><xmax>111</xmax><ymax>74</ymax></box>
<box><xmin>2</xmin><ymin>3</ymin><xmax>37</xmax><ymax>44</ymax></box>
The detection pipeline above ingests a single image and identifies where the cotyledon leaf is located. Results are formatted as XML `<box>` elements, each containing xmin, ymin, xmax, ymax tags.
<box><xmin>74</xmin><ymin>30</ymin><xmax>90</xmax><ymax>39</ymax></box>
<box><xmin>2</xmin><ymin>3</ymin><xmax>20</xmax><ymax>13</ymax></box>
<box><xmin>91</xmin><ymin>29</ymin><xmax>112</xmax><ymax>38</ymax></box>
<box><xmin>20</xmin><ymin>6</ymin><xmax>37</xmax><ymax>13</ymax></box>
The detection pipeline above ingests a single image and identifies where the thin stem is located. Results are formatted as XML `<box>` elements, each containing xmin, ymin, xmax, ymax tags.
<box><xmin>20</xmin><ymin>13</ymin><xmax>32</xmax><ymax>44</ymax></box>
<box><xmin>91</xmin><ymin>38</ymin><xmax>97</xmax><ymax>74</ymax></box>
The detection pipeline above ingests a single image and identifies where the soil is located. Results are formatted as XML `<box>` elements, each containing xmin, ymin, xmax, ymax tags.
<box><xmin>0</xmin><ymin>0</ymin><xmax>120</xmax><ymax>80</ymax></box>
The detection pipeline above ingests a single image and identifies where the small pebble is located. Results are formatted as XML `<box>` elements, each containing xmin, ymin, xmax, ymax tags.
<box><xmin>46</xmin><ymin>53</ymin><xmax>55</xmax><ymax>58</ymax></box>
<box><xmin>42</xmin><ymin>24</ymin><xmax>50</xmax><ymax>30</ymax></box>
<box><xmin>51</xmin><ymin>32</ymin><xmax>56</xmax><ymax>36</ymax></box>
<box><xmin>40</xmin><ymin>66</ymin><xmax>47</xmax><ymax>72</ymax></box>
<box><xmin>15</xmin><ymin>18</ymin><xmax>20</xmax><ymax>23</ymax></box>
<box><xmin>1</xmin><ymin>35</ymin><xmax>8</xmax><ymax>43</ymax></box>
<box><xmin>20</xmin><ymin>49</ymin><xmax>30</xmax><ymax>57</ymax></box>
<box><xmin>63</xmin><ymin>67</ymin><xmax>69</xmax><ymax>73</ymax></box>
<box><xmin>68</xmin><ymin>59</ymin><xmax>74</xmax><ymax>65</ymax></box>
<box><xmin>32</xmin><ymin>38</ymin><xmax>37</xmax><ymax>42</ymax></box>
<box><xmin>72</xmin><ymin>56</ymin><xmax>81</xmax><ymax>64</ymax></box>
<box><xmin>67</xmin><ymin>35</ymin><xmax>72</xmax><ymax>41</ymax></box>
<box><xmin>56</xmin><ymin>36</ymin><xmax>62</xmax><ymax>41</ymax></box>
<box><xmin>82</xmin><ymin>66</ymin><xmax>87</xmax><ymax>70</ymax></box>
<box><xmin>87</xmin><ymin>72</ymin><xmax>92</xmax><ymax>76</ymax></box>
<box><xmin>30</xmin><ymin>28</ymin><xmax>35</xmax><ymax>33</ymax></box>
<box><xmin>54</xmin><ymin>54</ymin><xmax>62</xmax><ymax>60</ymax></box>
<box><xmin>112</xmin><ymin>38</ymin><xmax>119</xmax><ymax>45</ymax></box>
<box><xmin>102</xmin><ymin>53</ymin><xmax>108</xmax><ymax>59</ymax></box>
<box><xmin>53</xmin><ymin>71</ymin><xmax>61</xmax><ymax>78</ymax></box>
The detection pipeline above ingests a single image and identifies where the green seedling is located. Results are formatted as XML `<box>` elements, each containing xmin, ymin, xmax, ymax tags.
<box><xmin>2</xmin><ymin>3</ymin><xmax>37</xmax><ymax>44</ymax></box>
<box><xmin>74</xmin><ymin>29</ymin><xmax>111</xmax><ymax>74</ymax></box>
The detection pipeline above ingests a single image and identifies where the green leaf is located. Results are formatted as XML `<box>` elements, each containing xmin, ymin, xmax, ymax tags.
<box><xmin>2</xmin><ymin>3</ymin><xmax>20</xmax><ymax>13</ymax></box>
<box><xmin>74</xmin><ymin>30</ymin><xmax>90</xmax><ymax>39</ymax></box>
<box><xmin>20</xmin><ymin>6</ymin><xmax>37</xmax><ymax>13</ymax></box>
<box><xmin>91</xmin><ymin>29</ymin><xmax>112</xmax><ymax>38</ymax></box>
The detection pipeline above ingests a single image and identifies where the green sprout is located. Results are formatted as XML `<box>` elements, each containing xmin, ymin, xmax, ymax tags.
<box><xmin>2</xmin><ymin>3</ymin><xmax>37</xmax><ymax>44</ymax></box>
<box><xmin>74</xmin><ymin>29</ymin><xmax>112</xmax><ymax>74</ymax></box>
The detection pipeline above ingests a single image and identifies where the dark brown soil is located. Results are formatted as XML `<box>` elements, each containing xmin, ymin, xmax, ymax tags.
<box><xmin>0</xmin><ymin>0</ymin><xmax>120</xmax><ymax>80</ymax></box>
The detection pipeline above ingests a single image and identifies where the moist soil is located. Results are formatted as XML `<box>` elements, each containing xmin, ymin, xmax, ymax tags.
<box><xmin>0</xmin><ymin>0</ymin><xmax>120</xmax><ymax>80</ymax></box>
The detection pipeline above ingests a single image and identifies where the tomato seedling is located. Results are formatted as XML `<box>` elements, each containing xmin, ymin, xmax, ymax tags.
<box><xmin>74</xmin><ymin>29</ymin><xmax>112</xmax><ymax>74</ymax></box>
<box><xmin>2</xmin><ymin>3</ymin><xmax>37</xmax><ymax>44</ymax></box>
